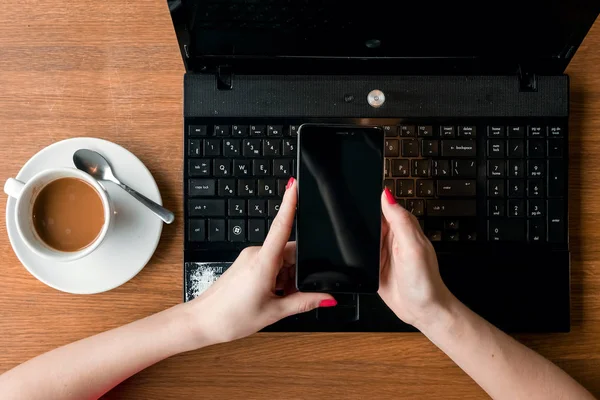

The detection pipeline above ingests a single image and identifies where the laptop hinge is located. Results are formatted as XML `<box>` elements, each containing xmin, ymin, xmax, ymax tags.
<box><xmin>517</xmin><ymin>64</ymin><xmax>538</xmax><ymax>92</ymax></box>
<box><xmin>216</xmin><ymin>65</ymin><xmax>233</xmax><ymax>90</ymax></box>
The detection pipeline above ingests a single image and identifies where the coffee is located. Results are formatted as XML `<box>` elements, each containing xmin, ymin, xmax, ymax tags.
<box><xmin>32</xmin><ymin>177</ymin><xmax>105</xmax><ymax>252</ymax></box>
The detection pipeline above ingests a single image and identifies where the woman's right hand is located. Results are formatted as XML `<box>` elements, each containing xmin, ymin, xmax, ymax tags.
<box><xmin>378</xmin><ymin>188</ymin><xmax>455</xmax><ymax>330</ymax></box>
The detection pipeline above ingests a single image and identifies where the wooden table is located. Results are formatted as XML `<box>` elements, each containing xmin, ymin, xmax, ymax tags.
<box><xmin>1</xmin><ymin>2</ymin><xmax>599</xmax><ymax>398</ymax></box>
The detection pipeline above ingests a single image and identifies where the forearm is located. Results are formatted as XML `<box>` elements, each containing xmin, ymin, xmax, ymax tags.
<box><xmin>0</xmin><ymin>303</ymin><xmax>207</xmax><ymax>400</ymax></box>
<box><xmin>419</xmin><ymin>297</ymin><xmax>595</xmax><ymax>400</ymax></box>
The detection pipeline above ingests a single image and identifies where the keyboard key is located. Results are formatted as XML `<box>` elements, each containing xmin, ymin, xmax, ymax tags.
<box><xmin>385</xmin><ymin>139</ymin><xmax>400</xmax><ymax>157</ymax></box>
<box><xmin>228</xmin><ymin>199</ymin><xmax>246</xmax><ymax>216</ymax></box>
<box><xmin>527</xmin><ymin>179</ymin><xmax>544</xmax><ymax>198</ymax></box>
<box><xmin>384</xmin><ymin>179</ymin><xmax>395</xmax><ymax>196</ymax></box>
<box><xmin>527</xmin><ymin>139</ymin><xmax>545</xmax><ymax>158</ymax></box>
<box><xmin>223</xmin><ymin>139</ymin><xmax>241</xmax><ymax>157</ymax></box>
<box><xmin>547</xmin><ymin>199</ymin><xmax>566</xmax><ymax>243</ymax></box>
<box><xmin>188</xmin><ymin>139</ymin><xmax>201</xmax><ymax>157</ymax></box>
<box><xmin>385</xmin><ymin>159</ymin><xmax>390</xmax><ymax>177</ymax></box>
<box><xmin>528</xmin><ymin>199</ymin><xmax>545</xmax><ymax>217</ymax></box>
<box><xmin>444</xmin><ymin>232</ymin><xmax>459</xmax><ymax>242</ymax></box>
<box><xmin>189</xmin><ymin>219</ymin><xmax>206</xmax><ymax>241</ymax></box>
<box><xmin>189</xmin><ymin>125</ymin><xmax>207</xmax><ymax>136</ymax></box>
<box><xmin>507</xmin><ymin>126</ymin><xmax>524</xmax><ymax>138</ymax></box>
<box><xmin>268</xmin><ymin>199</ymin><xmax>281</xmax><ymax>217</ymax></box>
<box><xmin>440</xmin><ymin>126</ymin><xmax>455</xmax><ymax>138</ymax></box>
<box><xmin>445</xmin><ymin>220</ymin><xmax>460</xmax><ymax>231</ymax></box>
<box><xmin>458</xmin><ymin>126</ymin><xmax>476</xmax><ymax>138</ymax></box>
<box><xmin>248</xmin><ymin>199</ymin><xmax>266</xmax><ymax>217</ymax></box>
<box><xmin>428</xmin><ymin>231</ymin><xmax>442</xmax><ymax>241</ymax></box>
<box><xmin>248</xmin><ymin>219</ymin><xmax>266</xmax><ymax>242</ymax></box>
<box><xmin>228</xmin><ymin>219</ymin><xmax>246</xmax><ymax>242</ymax></box>
<box><xmin>258</xmin><ymin>179</ymin><xmax>276</xmax><ymax>196</ymax></box>
<box><xmin>189</xmin><ymin>199</ymin><xmax>225</xmax><ymax>217</ymax></box>
<box><xmin>189</xmin><ymin>179</ymin><xmax>215</xmax><ymax>197</ymax></box>
<box><xmin>406</xmin><ymin>199</ymin><xmax>425</xmax><ymax>216</ymax></box>
<box><xmin>218</xmin><ymin>179</ymin><xmax>235</xmax><ymax>196</ymax></box>
<box><xmin>487</xmin><ymin>160</ymin><xmax>505</xmax><ymax>177</ymax></box>
<box><xmin>527</xmin><ymin>160</ymin><xmax>545</xmax><ymax>177</ymax></box>
<box><xmin>507</xmin><ymin>140</ymin><xmax>524</xmax><ymax>158</ymax></box>
<box><xmin>233</xmin><ymin>159</ymin><xmax>251</xmax><ymax>176</ymax></box>
<box><xmin>437</xmin><ymin>180</ymin><xmax>476</xmax><ymax>197</ymax></box>
<box><xmin>401</xmin><ymin>139</ymin><xmax>419</xmax><ymax>157</ymax></box>
<box><xmin>464</xmin><ymin>232</ymin><xmax>477</xmax><ymax>241</ymax></box>
<box><xmin>253</xmin><ymin>159</ymin><xmax>270</xmax><ymax>176</ymax></box>
<box><xmin>507</xmin><ymin>179</ymin><xmax>524</xmax><ymax>198</ymax></box>
<box><xmin>267</xmin><ymin>125</ymin><xmax>283</xmax><ymax>136</ymax></box>
<box><xmin>283</xmin><ymin>138</ymin><xmax>296</xmax><ymax>156</ymax></box>
<box><xmin>452</xmin><ymin>160</ymin><xmax>476</xmax><ymax>177</ymax></box>
<box><xmin>488</xmin><ymin>199</ymin><xmax>505</xmax><ymax>217</ymax></box>
<box><xmin>189</xmin><ymin>159</ymin><xmax>210</xmax><ymax>177</ymax></box>
<box><xmin>547</xmin><ymin>138</ymin><xmax>563</xmax><ymax>158</ymax></box>
<box><xmin>441</xmin><ymin>140</ymin><xmax>476</xmax><ymax>157</ymax></box>
<box><xmin>213</xmin><ymin>159</ymin><xmax>231</xmax><ymax>177</ymax></box>
<box><xmin>487</xmin><ymin>180</ymin><xmax>505</xmax><ymax>197</ymax></box>
<box><xmin>417</xmin><ymin>180</ymin><xmax>435</xmax><ymax>197</ymax></box>
<box><xmin>203</xmin><ymin>139</ymin><xmax>221</xmax><ymax>156</ymax></box>
<box><xmin>487</xmin><ymin>139</ymin><xmax>505</xmax><ymax>158</ymax></box>
<box><xmin>427</xmin><ymin>200</ymin><xmax>476</xmax><ymax>216</ymax></box>
<box><xmin>250</xmin><ymin>125</ymin><xmax>266</xmax><ymax>136</ymax></box>
<box><xmin>487</xmin><ymin>126</ymin><xmax>505</xmax><ymax>137</ymax></box>
<box><xmin>401</xmin><ymin>125</ymin><xmax>417</xmax><ymax>137</ymax></box>
<box><xmin>383</xmin><ymin>125</ymin><xmax>397</xmax><ymax>137</ymax></box>
<box><xmin>528</xmin><ymin>219</ymin><xmax>545</xmax><ymax>242</ymax></box>
<box><xmin>214</xmin><ymin>125</ymin><xmax>230</xmax><ymax>136</ymax></box>
<box><xmin>548</xmin><ymin>126</ymin><xmax>564</xmax><ymax>137</ymax></box>
<box><xmin>232</xmin><ymin>125</ymin><xmax>249</xmax><ymax>137</ymax></box>
<box><xmin>277</xmin><ymin>179</ymin><xmax>287</xmax><ymax>196</ymax></box>
<box><xmin>507</xmin><ymin>160</ymin><xmax>524</xmax><ymax>178</ymax></box>
<box><xmin>289</xmin><ymin>125</ymin><xmax>299</xmax><ymax>137</ymax></box>
<box><xmin>396</xmin><ymin>180</ymin><xmax>414</xmax><ymax>197</ymax></box>
<box><xmin>422</xmin><ymin>140</ymin><xmax>440</xmax><ymax>156</ymax></box>
<box><xmin>391</xmin><ymin>159</ymin><xmax>409</xmax><ymax>177</ymax></box>
<box><xmin>263</xmin><ymin>139</ymin><xmax>281</xmax><ymax>156</ymax></box>
<box><xmin>488</xmin><ymin>219</ymin><xmax>525</xmax><ymax>241</ymax></box>
<box><xmin>416</xmin><ymin>125</ymin><xmax>432</xmax><ymax>137</ymax></box>
<box><xmin>243</xmin><ymin>139</ymin><xmax>262</xmax><ymax>157</ymax></box>
<box><xmin>412</xmin><ymin>159</ymin><xmax>431</xmax><ymax>177</ymax></box>
<box><xmin>547</xmin><ymin>159</ymin><xmax>565</xmax><ymax>197</ymax></box>
<box><xmin>433</xmin><ymin>160</ymin><xmax>451</xmax><ymax>177</ymax></box>
<box><xmin>273</xmin><ymin>159</ymin><xmax>291</xmax><ymax>176</ymax></box>
<box><xmin>508</xmin><ymin>199</ymin><xmax>525</xmax><ymax>217</ymax></box>
<box><xmin>528</xmin><ymin>125</ymin><xmax>544</xmax><ymax>137</ymax></box>
<box><xmin>208</xmin><ymin>219</ymin><xmax>226</xmax><ymax>241</ymax></box>
<box><xmin>238</xmin><ymin>179</ymin><xmax>256</xmax><ymax>196</ymax></box>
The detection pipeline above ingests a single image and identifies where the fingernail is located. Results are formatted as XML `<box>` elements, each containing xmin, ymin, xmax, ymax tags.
<box><xmin>319</xmin><ymin>299</ymin><xmax>337</xmax><ymax>308</ymax></box>
<box><xmin>286</xmin><ymin>177</ymin><xmax>295</xmax><ymax>190</ymax></box>
<box><xmin>384</xmin><ymin>187</ymin><xmax>396</xmax><ymax>205</ymax></box>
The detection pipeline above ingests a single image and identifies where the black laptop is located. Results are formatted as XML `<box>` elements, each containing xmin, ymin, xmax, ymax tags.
<box><xmin>169</xmin><ymin>0</ymin><xmax>600</xmax><ymax>332</ymax></box>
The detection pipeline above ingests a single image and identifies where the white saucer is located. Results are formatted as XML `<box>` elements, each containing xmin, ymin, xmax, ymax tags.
<box><xmin>5</xmin><ymin>138</ymin><xmax>163</xmax><ymax>294</ymax></box>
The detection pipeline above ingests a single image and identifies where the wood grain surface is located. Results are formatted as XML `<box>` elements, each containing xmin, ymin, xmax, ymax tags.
<box><xmin>0</xmin><ymin>2</ymin><xmax>599</xmax><ymax>399</ymax></box>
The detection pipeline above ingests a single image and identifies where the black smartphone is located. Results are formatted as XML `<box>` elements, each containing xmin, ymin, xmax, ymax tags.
<box><xmin>296</xmin><ymin>124</ymin><xmax>384</xmax><ymax>294</ymax></box>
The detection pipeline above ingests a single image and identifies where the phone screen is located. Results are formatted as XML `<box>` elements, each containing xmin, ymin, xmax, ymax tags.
<box><xmin>296</xmin><ymin>125</ymin><xmax>384</xmax><ymax>293</ymax></box>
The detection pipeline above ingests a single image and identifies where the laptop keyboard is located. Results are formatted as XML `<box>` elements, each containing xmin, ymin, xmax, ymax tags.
<box><xmin>185</xmin><ymin>120</ymin><xmax>567</xmax><ymax>251</ymax></box>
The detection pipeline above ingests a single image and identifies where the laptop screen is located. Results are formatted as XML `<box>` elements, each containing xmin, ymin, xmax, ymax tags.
<box><xmin>170</xmin><ymin>0</ymin><xmax>600</xmax><ymax>72</ymax></box>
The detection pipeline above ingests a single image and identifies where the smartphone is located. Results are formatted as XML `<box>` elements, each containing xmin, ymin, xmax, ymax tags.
<box><xmin>296</xmin><ymin>124</ymin><xmax>384</xmax><ymax>293</ymax></box>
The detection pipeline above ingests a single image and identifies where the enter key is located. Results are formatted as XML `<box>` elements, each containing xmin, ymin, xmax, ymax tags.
<box><xmin>437</xmin><ymin>180</ymin><xmax>476</xmax><ymax>197</ymax></box>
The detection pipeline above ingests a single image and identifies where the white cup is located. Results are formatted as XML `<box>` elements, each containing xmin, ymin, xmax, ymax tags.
<box><xmin>4</xmin><ymin>168</ymin><xmax>112</xmax><ymax>262</ymax></box>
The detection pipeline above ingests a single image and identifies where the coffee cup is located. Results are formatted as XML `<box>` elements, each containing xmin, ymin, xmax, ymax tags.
<box><xmin>4</xmin><ymin>168</ymin><xmax>112</xmax><ymax>262</ymax></box>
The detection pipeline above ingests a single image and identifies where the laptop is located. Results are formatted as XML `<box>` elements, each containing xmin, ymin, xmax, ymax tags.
<box><xmin>168</xmin><ymin>0</ymin><xmax>600</xmax><ymax>332</ymax></box>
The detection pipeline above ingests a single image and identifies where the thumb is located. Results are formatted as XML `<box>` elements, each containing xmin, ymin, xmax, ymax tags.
<box><xmin>381</xmin><ymin>188</ymin><xmax>421</xmax><ymax>240</ymax></box>
<box><xmin>276</xmin><ymin>292</ymin><xmax>337</xmax><ymax>318</ymax></box>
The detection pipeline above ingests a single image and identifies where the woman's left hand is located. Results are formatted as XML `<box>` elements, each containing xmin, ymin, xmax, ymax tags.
<box><xmin>187</xmin><ymin>178</ymin><xmax>336</xmax><ymax>346</ymax></box>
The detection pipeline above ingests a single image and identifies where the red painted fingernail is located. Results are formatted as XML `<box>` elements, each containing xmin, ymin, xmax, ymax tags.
<box><xmin>319</xmin><ymin>299</ymin><xmax>337</xmax><ymax>308</ymax></box>
<box><xmin>286</xmin><ymin>177</ymin><xmax>295</xmax><ymax>190</ymax></box>
<box><xmin>384</xmin><ymin>187</ymin><xmax>396</xmax><ymax>205</ymax></box>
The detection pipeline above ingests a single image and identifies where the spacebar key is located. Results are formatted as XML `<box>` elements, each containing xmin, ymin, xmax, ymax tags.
<box><xmin>426</xmin><ymin>200</ymin><xmax>477</xmax><ymax>216</ymax></box>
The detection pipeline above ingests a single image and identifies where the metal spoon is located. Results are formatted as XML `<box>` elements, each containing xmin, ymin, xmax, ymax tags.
<box><xmin>73</xmin><ymin>149</ymin><xmax>175</xmax><ymax>224</ymax></box>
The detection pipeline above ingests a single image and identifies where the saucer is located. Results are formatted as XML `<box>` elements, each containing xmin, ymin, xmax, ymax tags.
<box><xmin>5</xmin><ymin>138</ymin><xmax>164</xmax><ymax>294</ymax></box>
